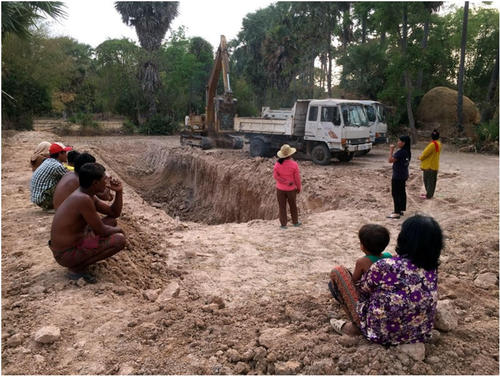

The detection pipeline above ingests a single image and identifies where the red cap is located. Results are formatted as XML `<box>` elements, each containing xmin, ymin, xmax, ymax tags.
<box><xmin>49</xmin><ymin>143</ymin><xmax>72</xmax><ymax>154</ymax></box>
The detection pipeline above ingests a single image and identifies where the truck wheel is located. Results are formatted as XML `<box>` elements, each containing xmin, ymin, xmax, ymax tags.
<box><xmin>250</xmin><ymin>138</ymin><xmax>268</xmax><ymax>157</ymax></box>
<box><xmin>337</xmin><ymin>152</ymin><xmax>354</xmax><ymax>162</ymax></box>
<box><xmin>232</xmin><ymin>136</ymin><xmax>244</xmax><ymax>150</ymax></box>
<box><xmin>311</xmin><ymin>144</ymin><xmax>331</xmax><ymax>165</ymax></box>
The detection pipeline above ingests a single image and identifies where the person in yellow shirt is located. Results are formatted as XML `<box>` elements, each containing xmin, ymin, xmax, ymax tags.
<box><xmin>418</xmin><ymin>130</ymin><xmax>442</xmax><ymax>199</ymax></box>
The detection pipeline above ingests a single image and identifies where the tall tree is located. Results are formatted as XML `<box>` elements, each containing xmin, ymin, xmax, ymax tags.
<box><xmin>114</xmin><ymin>1</ymin><xmax>179</xmax><ymax>124</ymax></box>
<box><xmin>457</xmin><ymin>1</ymin><xmax>469</xmax><ymax>134</ymax></box>
<box><xmin>402</xmin><ymin>3</ymin><xmax>417</xmax><ymax>143</ymax></box>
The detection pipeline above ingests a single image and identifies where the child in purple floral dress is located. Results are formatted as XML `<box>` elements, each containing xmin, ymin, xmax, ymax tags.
<box><xmin>331</xmin><ymin>215</ymin><xmax>443</xmax><ymax>345</ymax></box>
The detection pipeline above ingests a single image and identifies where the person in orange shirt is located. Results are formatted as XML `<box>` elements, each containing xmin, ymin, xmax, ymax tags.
<box><xmin>273</xmin><ymin>144</ymin><xmax>302</xmax><ymax>229</ymax></box>
<box><xmin>418</xmin><ymin>130</ymin><xmax>442</xmax><ymax>199</ymax></box>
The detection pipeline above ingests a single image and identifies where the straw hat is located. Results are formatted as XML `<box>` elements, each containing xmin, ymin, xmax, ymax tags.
<box><xmin>277</xmin><ymin>144</ymin><xmax>297</xmax><ymax>158</ymax></box>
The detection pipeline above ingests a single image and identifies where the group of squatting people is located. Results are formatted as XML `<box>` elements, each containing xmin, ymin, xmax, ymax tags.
<box><xmin>29</xmin><ymin>141</ymin><xmax>126</xmax><ymax>283</ymax></box>
<box><xmin>272</xmin><ymin>131</ymin><xmax>443</xmax><ymax>346</ymax></box>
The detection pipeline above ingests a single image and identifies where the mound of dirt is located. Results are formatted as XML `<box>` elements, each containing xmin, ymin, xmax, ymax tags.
<box><xmin>416</xmin><ymin>86</ymin><xmax>480</xmax><ymax>137</ymax></box>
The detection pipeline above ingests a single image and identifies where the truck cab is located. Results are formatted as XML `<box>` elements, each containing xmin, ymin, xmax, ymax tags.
<box><xmin>303</xmin><ymin>99</ymin><xmax>371</xmax><ymax>163</ymax></box>
<box><xmin>358</xmin><ymin>100</ymin><xmax>388</xmax><ymax>145</ymax></box>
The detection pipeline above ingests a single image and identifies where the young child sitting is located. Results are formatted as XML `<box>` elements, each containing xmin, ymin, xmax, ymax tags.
<box><xmin>329</xmin><ymin>224</ymin><xmax>391</xmax><ymax>306</ymax></box>
<box><xmin>351</xmin><ymin>224</ymin><xmax>391</xmax><ymax>282</ymax></box>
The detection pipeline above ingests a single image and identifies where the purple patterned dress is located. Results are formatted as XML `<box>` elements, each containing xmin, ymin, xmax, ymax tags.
<box><xmin>356</xmin><ymin>256</ymin><xmax>438</xmax><ymax>345</ymax></box>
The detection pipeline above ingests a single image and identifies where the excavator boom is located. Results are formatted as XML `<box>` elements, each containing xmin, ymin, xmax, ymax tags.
<box><xmin>181</xmin><ymin>35</ymin><xmax>241</xmax><ymax>149</ymax></box>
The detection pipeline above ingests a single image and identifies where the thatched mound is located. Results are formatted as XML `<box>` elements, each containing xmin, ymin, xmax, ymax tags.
<box><xmin>416</xmin><ymin>86</ymin><xmax>480</xmax><ymax>137</ymax></box>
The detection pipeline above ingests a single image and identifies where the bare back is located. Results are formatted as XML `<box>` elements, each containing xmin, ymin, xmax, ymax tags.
<box><xmin>53</xmin><ymin>172</ymin><xmax>79</xmax><ymax>209</ymax></box>
<box><xmin>50</xmin><ymin>189</ymin><xmax>97</xmax><ymax>251</ymax></box>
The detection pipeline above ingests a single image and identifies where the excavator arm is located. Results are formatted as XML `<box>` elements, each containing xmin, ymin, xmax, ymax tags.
<box><xmin>205</xmin><ymin>35</ymin><xmax>235</xmax><ymax>135</ymax></box>
<box><xmin>181</xmin><ymin>35</ymin><xmax>241</xmax><ymax>149</ymax></box>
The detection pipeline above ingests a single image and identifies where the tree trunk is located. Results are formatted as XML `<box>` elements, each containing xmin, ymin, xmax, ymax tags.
<box><xmin>457</xmin><ymin>1</ymin><xmax>469</xmax><ymax>135</ymax></box>
<box><xmin>361</xmin><ymin>11</ymin><xmax>367</xmax><ymax>44</ymax></box>
<box><xmin>342</xmin><ymin>3</ymin><xmax>352</xmax><ymax>52</ymax></box>
<box><xmin>480</xmin><ymin>53</ymin><xmax>499</xmax><ymax>123</ymax></box>
<box><xmin>402</xmin><ymin>3</ymin><xmax>417</xmax><ymax>144</ymax></box>
<box><xmin>380</xmin><ymin>31</ymin><xmax>386</xmax><ymax>45</ymax></box>
<box><xmin>327</xmin><ymin>49</ymin><xmax>332</xmax><ymax>97</ymax></box>
<box><xmin>416</xmin><ymin>10</ymin><xmax>431</xmax><ymax>91</ymax></box>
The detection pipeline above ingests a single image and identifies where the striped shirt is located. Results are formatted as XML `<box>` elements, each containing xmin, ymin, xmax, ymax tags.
<box><xmin>30</xmin><ymin>158</ymin><xmax>68</xmax><ymax>204</ymax></box>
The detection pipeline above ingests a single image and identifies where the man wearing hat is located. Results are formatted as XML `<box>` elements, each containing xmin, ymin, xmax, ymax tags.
<box><xmin>273</xmin><ymin>144</ymin><xmax>302</xmax><ymax>229</ymax></box>
<box><xmin>30</xmin><ymin>142</ymin><xmax>72</xmax><ymax>210</ymax></box>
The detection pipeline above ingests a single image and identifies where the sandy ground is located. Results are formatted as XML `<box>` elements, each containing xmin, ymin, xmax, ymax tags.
<box><xmin>1</xmin><ymin>125</ymin><xmax>499</xmax><ymax>374</ymax></box>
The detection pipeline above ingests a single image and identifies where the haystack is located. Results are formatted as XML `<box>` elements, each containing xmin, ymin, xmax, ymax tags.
<box><xmin>416</xmin><ymin>86</ymin><xmax>480</xmax><ymax>137</ymax></box>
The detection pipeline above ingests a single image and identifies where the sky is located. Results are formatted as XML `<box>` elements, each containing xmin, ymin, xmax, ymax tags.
<box><xmin>48</xmin><ymin>0</ymin><xmax>275</xmax><ymax>50</ymax></box>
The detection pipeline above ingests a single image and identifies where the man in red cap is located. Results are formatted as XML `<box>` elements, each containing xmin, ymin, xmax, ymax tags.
<box><xmin>30</xmin><ymin>142</ymin><xmax>72</xmax><ymax>210</ymax></box>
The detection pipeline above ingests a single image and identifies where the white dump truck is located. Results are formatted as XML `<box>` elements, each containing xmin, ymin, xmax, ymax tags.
<box><xmin>234</xmin><ymin>99</ymin><xmax>372</xmax><ymax>164</ymax></box>
<box><xmin>358</xmin><ymin>100</ymin><xmax>388</xmax><ymax>145</ymax></box>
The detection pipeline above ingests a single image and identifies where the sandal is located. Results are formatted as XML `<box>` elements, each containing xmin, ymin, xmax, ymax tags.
<box><xmin>386</xmin><ymin>213</ymin><xmax>400</xmax><ymax>219</ymax></box>
<box><xmin>280</xmin><ymin>225</ymin><xmax>288</xmax><ymax>230</ymax></box>
<box><xmin>293</xmin><ymin>222</ymin><xmax>302</xmax><ymax>227</ymax></box>
<box><xmin>330</xmin><ymin>318</ymin><xmax>347</xmax><ymax>335</ymax></box>
<box><xmin>67</xmin><ymin>271</ymin><xmax>97</xmax><ymax>284</ymax></box>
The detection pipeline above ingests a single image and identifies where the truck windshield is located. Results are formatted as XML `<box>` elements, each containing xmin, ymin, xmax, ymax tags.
<box><xmin>375</xmin><ymin>104</ymin><xmax>386</xmax><ymax>122</ymax></box>
<box><xmin>341</xmin><ymin>104</ymin><xmax>369</xmax><ymax>127</ymax></box>
<box><xmin>364</xmin><ymin>105</ymin><xmax>376</xmax><ymax>122</ymax></box>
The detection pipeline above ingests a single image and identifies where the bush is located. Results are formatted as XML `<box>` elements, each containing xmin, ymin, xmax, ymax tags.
<box><xmin>122</xmin><ymin>119</ymin><xmax>137</xmax><ymax>134</ymax></box>
<box><xmin>141</xmin><ymin>114</ymin><xmax>178</xmax><ymax>135</ymax></box>
<box><xmin>474</xmin><ymin>119</ymin><xmax>499</xmax><ymax>152</ymax></box>
<box><xmin>68</xmin><ymin>112</ymin><xmax>99</xmax><ymax>128</ymax></box>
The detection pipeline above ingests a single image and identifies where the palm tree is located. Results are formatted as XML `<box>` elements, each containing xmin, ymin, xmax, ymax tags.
<box><xmin>1</xmin><ymin>2</ymin><xmax>66</xmax><ymax>40</ymax></box>
<box><xmin>457</xmin><ymin>1</ymin><xmax>469</xmax><ymax>135</ymax></box>
<box><xmin>115</xmin><ymin>1</ymin><xmax>179</xmax><ymax>124</ymax></box>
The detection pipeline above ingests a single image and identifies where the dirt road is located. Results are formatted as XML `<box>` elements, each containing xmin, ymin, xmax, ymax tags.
<box><xmin>2</xmin><ymin>129</ymin><xmax>498</xmax><ymax>374</ymax></box>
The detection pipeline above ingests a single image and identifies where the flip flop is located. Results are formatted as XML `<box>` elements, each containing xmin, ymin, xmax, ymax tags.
<box><xmin>67</xmin><ymin>271</ymin><xmax>97</xmax><ymax>284</ymax></box>
<box><xmin>280</xmin><ymin>225</ymin><xmax>288</xmax><ymax>230</ymax></box>
<box><xmin>293</xmin><ymin>222</ymin><xmax>302</xmax><ymax>227</ymax></box>
<box><xmin>386</xmin><ymin>213</ymin><xmax>400</xmax><ymax>219</ymax></box>
<box><xmin>330</xmin><ymin>318</ymin><xmax>347</xmax><ymax>335</ymax></box>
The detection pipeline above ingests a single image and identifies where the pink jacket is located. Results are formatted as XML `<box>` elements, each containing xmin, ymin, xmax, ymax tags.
<box><xmin>273</xmin><ymin>159</ymin><xmax>302</xmax><ymax>192</ymax></box>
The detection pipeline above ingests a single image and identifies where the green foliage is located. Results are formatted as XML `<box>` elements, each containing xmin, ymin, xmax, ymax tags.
<box><xmin>339</xmin><ymin>41</ymin><xmax>388</xmax><ymax>99</ymax></box>
<box><xmin>68</xmin><ymin>112</ymin><xmax>98</xmax><ymax>128</ymax></box>
<box><xmin>122</xmin><ymin>119</ymin><xmax>137</xmax><ymax>134</ymax></box>
<box><xmin>2</xmin><ymin>1</ymin><xmax>66</xmax><ymax>40</ymax></box>
<box><xmin>141</xmin><ymin>113</ymin><xmax>178</xmax><ymax>135</ymax></box>
<box><xmin>93</xmin><ymin>38</ymin><xmax>142</xmax><ymax>120</ymax></box>
<box><xmin>475</xmin><ymin>119</ymin><xmax>499</xmax><ymax>142</ymax></box>
<box><xmin>2</xmin><ymin>34</ymin><xmax>51</xmax><ymax>129</ymax></box>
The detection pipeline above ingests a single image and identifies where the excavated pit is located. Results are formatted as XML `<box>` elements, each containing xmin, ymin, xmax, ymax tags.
<box><xmin>110</xmin><ymin>146</ymin><xmax>280</xmax><ymax>224</ymax></box>
<box><xmin>97</xmin><ymin>143</ymin><xmax>390</xmax><ymax>225</ymax></box>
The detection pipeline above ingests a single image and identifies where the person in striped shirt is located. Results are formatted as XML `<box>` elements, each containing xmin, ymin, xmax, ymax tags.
<box><xmin>30</xmin><ymin>143</ymin><xmax>72</xmax><ymax>210</ymax></box>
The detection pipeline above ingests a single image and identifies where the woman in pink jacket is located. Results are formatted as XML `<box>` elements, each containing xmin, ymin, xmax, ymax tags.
<box><xmin>273</xmin><ymin>144</ymin><xmax>302</xmax><ymax>229</ymax></box>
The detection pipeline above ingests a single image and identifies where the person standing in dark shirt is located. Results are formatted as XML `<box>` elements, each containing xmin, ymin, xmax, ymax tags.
<box><xmin>387</xmin><ymin>135</ymin><xmax>411</xmax><ymax>219</ymax></box>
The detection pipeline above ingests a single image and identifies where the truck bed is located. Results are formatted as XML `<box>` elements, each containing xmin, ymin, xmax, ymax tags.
<box><xmin>233</xmin><ymin>117</ymin><xmax>290</xmax><ymax>135</ymax></box>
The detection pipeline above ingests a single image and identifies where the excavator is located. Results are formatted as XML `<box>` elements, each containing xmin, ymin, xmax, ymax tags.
<box><xmin>180</xmin><ymin>35</ymin><xmax>243</xmax><ymax>149</ymax></box>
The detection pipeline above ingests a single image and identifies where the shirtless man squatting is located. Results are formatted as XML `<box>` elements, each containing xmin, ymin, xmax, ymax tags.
<box><xmin>49</xmin><ymin>162</ymin><xmax>126</xmax><ymax>283</ymax></box>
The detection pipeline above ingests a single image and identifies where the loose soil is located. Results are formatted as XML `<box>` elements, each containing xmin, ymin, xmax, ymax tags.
<box><xmin>2</xmin><ymin>124</ymin><xmax>499</xmax><ymax>375</ymax></box>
